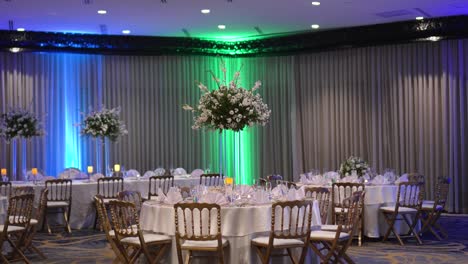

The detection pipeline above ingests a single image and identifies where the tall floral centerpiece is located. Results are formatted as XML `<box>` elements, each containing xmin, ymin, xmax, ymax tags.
<box><xmin>338</xmin><ymin>156</ymin><xmax>369</xmax><ymax>177</ymax></box>
<box><xmin>183</xmin><ymin>64</ymin><xmax>271</xmax><ymax>178</ymax></box>
<box><xmin>79</xmin><ymin>106</ymin><xmax>128</xmax><ymax>174</ymax></box>
<box><xmin>0</xmin><ymin>107</ymin><xmax>45</xmax><ymax>180</ymax></box>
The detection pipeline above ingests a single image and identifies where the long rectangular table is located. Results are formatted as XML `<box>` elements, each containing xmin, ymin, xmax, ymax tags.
<box><xmin>11</xmin><ymin>176</ymin><xmax>201</xmax><ymax>229</ymax></box>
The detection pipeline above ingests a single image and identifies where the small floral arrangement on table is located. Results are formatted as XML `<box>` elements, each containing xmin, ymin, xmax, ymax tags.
<box><xmin>339</xmin><ymin>156</ymin><xmax>369</xmax><ymax>177</ymax></box>
<box><xmin>0</xmin><ymin>107</ymin><xmax>45</xmax><ymax>143</ymax></box>
<box><xmin>79</xmin><ymin>106</ymin><xmax>128</xmax><ymax>141</ymax></box>
<box><xmin>183</xmin><ymin>62</ymin><xmax>271</xmax><ymax>132</ymax></box>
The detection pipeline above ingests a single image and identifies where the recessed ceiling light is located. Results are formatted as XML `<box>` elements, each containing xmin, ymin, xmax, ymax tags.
<box><xmin>9</xmin><ymin>47</ymin><xmax>21</xmax><ymax>53</ymax></box>
<box><xmin>312</xmin><ymin>1</ymin><xmax>321</xmax><ymax>5</ymax></box>
<box><xmin>122</xmin><ymin>29</ymin><xmax>131</xmax><ymax>34</ymax></box>
<box><xmin>17</xmin><ymin>28</ymin><xmax>25</xmax><ymax>32</ymax></box>
<box><xmin>201</xmin><ymin>9</ymin><xmax>210</xmax><ymax>14</ymax></box>
<box><xmin>416</xmin><ymin>16</ymin><xmax>424</xmax><ymax>20</ymax></box>
<box><xmin>311</xmin><ymin>24</ymin><xmax>320</xmax><ymax>29</ymax></box>
<box><xmin>97</xmin><ymin>10</ymin><xmax>107</xmax><ymax>15</ymax></box>
<box><xmin>218</xmin><ymin>25</ymin><xmax>226</xmax><ymax>30</ymax></box>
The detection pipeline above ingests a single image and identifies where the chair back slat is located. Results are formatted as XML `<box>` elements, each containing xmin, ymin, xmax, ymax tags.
<box><xmin>337</xmin><ymin>191</ymin><xmax>365</xmax><ymax>233</ymax></box>
<box><xmin>97</xmin><ymin>177</ymin><xmax>124</xmax><ymax>199</ymax></box>
<box><xmin>36</xmin><ymin>188</ymin><xmax>49</xmax><ymax>220</ymax></box>
<box><xmin>200</xmin><ymin>174</ymin><xmax>222</xmax><ymax>186</ymax></box>
<box><xmin>45</xmin><ymin>179</ymin><xmax>72</xmax><ymax>202</ymax></box>
<box><xmin>174</xmin><ymin>203</ymin><xmax>221</xmax><ymax>241</ymax></box>
<box><xmin>304</xmin><ymin>187</ymin><xmax>330</xmax><ymax>224</ymax></box>
<box><xmin>0</xmin><ymin>182</ymin><xmax>12</xmax><ymax>197</ymax></box>
<box><xmin>148</xmin><ymin>176</ymin><xmax>174</xmax><ymax>199</ymax></box>
<box><xmin>396</xmin><ymin>182</ymin><xmax>424</xmax><ymax>209</ymax></box>
<box><xmin>434</xmin><ymin>177</ymin><xmax>450</xmax><ymax>209</ymax></box>
<box><xmin>332</xmin><ymin>183</ymin><xmax>365</xmax><ymax>208</ymax></box>
<box><xmin>271</xmin><ymin>200</ymin><xmax>314</xmax><ymax>239</ymax></box>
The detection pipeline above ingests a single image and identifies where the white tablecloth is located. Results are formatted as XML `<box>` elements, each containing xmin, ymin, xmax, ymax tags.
<box><xmin>0</xmin><ymin>196</ymin><xmax>7</xmax><ymax>224</ymax></box>
<box><xmin>140</xmin><ymin>200</ymin><xmax>321</xmax><ymax>264</ymax></box>
<box><xmin>10</xmin><ymin>176</ymin><xmax>200</xmax><ymax>229</ymax></box>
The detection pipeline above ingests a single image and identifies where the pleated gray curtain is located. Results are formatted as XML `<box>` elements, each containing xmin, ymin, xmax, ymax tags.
<box><xmin>0</xmin><ymin>39</ymin><xmax>467</xmax><ymax>212</ymax></box>
<box><xmin>295</xmin><ymin>40</ymin><xmax>468</xmax><ymax>213</ymax></box>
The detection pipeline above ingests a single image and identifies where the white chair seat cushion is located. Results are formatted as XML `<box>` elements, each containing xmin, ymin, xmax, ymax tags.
<box><xmin>120</xmin><ymin>233</ymin><xmax>171</xmax><ymax>245</ymax></box>
<box><xmin>0</xmin><ymin>225</ymin><xmax>26</xmax><ymax>233</ymax></box>
<box><xmin>103</xmin><ymin>198</ymin><xmax>118</xmax><ymax>204</ymax></box>
<box><xmin>251</xmin><ymin>236</ymin><xmax>304</xmax><ymax>247</ymax></box>
<box><xmin>334</xmin><ymin>207</ymin><xmax>348</xmax><ymax>213</ymax></box>
<box><xmin>310</xmin><ymin>230</ymin><xmax>350</xmax><ymax>240</ymax></box>
<box><xmin>422</xmin><ymin>203</ymin><xmax>443</xmax><ymax>210</ymax></box>
<box><xmin>30</xmin><ymin>218</ymin><xmax>38</xmax><ymax>225</ymax></box>
<box><xmin>8</xmin><ymin>216</ymin><xmax>34</xmax><ymax>225</ymax></box>
<box><xmin>182</xmin><ymin>238</ymin><xmax>229</xmax><ymax>248</ymax></box>
<box><xmin>320</xmin><ymin>225</ymin><xmax>339</xmax><ymax>231</ymax></box>
<box><xmin>47</xmin><ymin>201</ymin><xmax>70</xmax><ymax>207</ymax></box>
<box><xmin>380</xmin><ymin>206</ymin><xmax>417</xmax><ymax>213</ymax></box>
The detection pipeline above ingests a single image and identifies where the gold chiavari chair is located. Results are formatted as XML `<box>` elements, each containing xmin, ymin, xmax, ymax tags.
<box><xmin>309</xmin><ymin>191</ymin><xmax>364</xmax><ymax>264</ymax></box>
<box><xmin>94</xmin><ymin>177</ymin><xmax>124</xmax><ymax>230</ymax></box>
<box><xmin>251</xmin><ymin>200</ymin><xmax>314</xmax><ymax>264</ymax></box>
<box><xmin>43</xmin><ymin>179</ymin><xmax>72</xmax><ymax>234</ymax></box>
<box><xmin>0</xmin><ymin>182</ymin><xmax>12</xmax><ymax>197</ymax></box>
<box><xmin>199</xmin><ymin>173</ymin><xmax>223</xmax><ymax>186</ymax></box>
<box><xmin>0</xmin><ymin>194</ymin><xmax>35</xmax><ymax>264</ymax></box>
<box><xmin>420</xmin><ymin>177</ymin><xmax>450</xmax><ymax>240</ymax></box>
<box><xmin>16</xmin><ymin>188</ymin><xmax>48</xmax><ymax>260</ymax></box>
<box><xmin>148</xmin><ymin>175</ymin><xmax>174</xmax><ymax>200</ymax></box>
<box><xmin>174</xmin><ymin>203</ymin><xmax>229</xmax><ymax>264</ymax></box>
<box><xmin>94</xmin><ymin>195</ymin><xmax>127</xmax><ymax>263</ymax></box>
<box><xmin>331</xmin><ymin>182</ymin><xmax>365</xmax><ymax>246</ymax></box>
<box><xmin>118</xmin><ymin>190</ymin><xmax>143</xmax><ymax>214</ymax></box>
<box><xmin>380</xmin><ymin>182</ymin><xmax>424</xmax><ymax>245</ymax></box>
<box><xmin>109</xmin><ymin>200</ymin><xmax>171</xmax><ymax>264</ymax></box>
<box><xmin>304</xmin><ymin>187</ymin><xmax>330</xmax><ymax>225</ymax></box>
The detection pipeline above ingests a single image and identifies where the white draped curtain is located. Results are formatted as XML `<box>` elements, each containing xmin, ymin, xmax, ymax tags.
<box><xmin>0</xmin><ymin>39</ymin><xmax>467</xmax><ymax>212</ymax></box>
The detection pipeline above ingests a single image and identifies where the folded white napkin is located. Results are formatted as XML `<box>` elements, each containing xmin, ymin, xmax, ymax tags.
<box><xmin>59</xmin><ymin>168</ymin><xmax>81</xmax><ymax>179</ymax></box>
<box><xmin>199</xmin><ymin>192</ymin><xmax>228</xmax><ymax>205</ymax></box>
<box><xmin>372</xmin><ymin>175</ymin><xmax>389</xmax><ymax>185</ymax></box>
<box><xmin>395</xmin><ymin>174</ymin><xmax>408</xmax><ymax>184</ymax></box>
<box><xmin>310</xmin><ymin>175</ymin><xmax>326</xmax><ymax>185</ymax></box>
<box><xmin>383</xmin><ymin>171</ymin><xmax>397</xmax><ymax>184</ymax></box>
<box><xmin>191</xmin><ymin>169</ymin><xmax>204</xmax><ymax>178</ymax></box>
<box><xmin>300</xmin><ymin>174</ymin><xmax>309</xmax><ymax>184</ymax></box>
<box><xmin>254</xmin><ymin>190</ymin><xmax>270</xmax><ymax>204</ymax></box>
<box><xmin>125</xmin><ymin>169</ymin><xmax>140</xmax><ymax>178</ymax></box>
<box><xmin>235</xmin><ymin>185</ymin><xmax>254</xmax><ymax>196</ymax></box>
<box><xmin>173</xmin><ymin>168</ymin><xmax>187</xmax><ymax>176</ymax></box>
<box><xmin>143</xmin><ymin>171</ymin><xmax>156</xmax><ymax>178</ymax></box>
<box><xmin>154</xmin><ymin>168</ymin><xmax>166</xmax><ymax>176</ymax></box>
<box><xmin>287</xmin><ymin>187</ymin><xmax>305</xmax><ymax>201</ymax></box>
<box><xmin>90</xmin><ymin>173</ymin><xmax>104</xmax><ymax>182</ymax></box>
<box><xmin>323</xmin><ymin>171</ymin><xmax>340</xmax><ymax>182</ymax></box>
<box><xmin>164</xmin><ymin>187</ymin><xmax>183</xmax><ymax>204</ymax></box>
<box><xmin>271</xmin><ymin>184</ymin><xmax>289</xmax><ymax>198</ymax></box>
<box><xmin>44</xmin><ymin>176</ymin><xmax>55</xmax><ymax>181</ymax></box>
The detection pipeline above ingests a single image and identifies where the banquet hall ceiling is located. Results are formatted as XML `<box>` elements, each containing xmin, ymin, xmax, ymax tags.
<box><xmin>1</xmin><ymin>0</ymin><xmax>467</xmax><ymax>40</ymax></box>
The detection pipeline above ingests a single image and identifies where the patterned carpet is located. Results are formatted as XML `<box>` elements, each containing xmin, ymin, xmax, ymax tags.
<box><xmin>16</xmin><ymin>215</ymin><xmax>468</xmax><ymax>263</ymax></box>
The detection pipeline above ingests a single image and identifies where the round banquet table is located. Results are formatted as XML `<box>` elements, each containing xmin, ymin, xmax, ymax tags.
<box><xmin>140</xmin><ymin>200</ymin><xmax>321</xmax><ymax>264</ymax></box>
<box><xmin>10</xmin><ymin>176</ymin><xmax>200</xmax><ymax>229</ymax></box>
<box><xmin>0</xmin><ymin>196</ymin><xmax>8</xmax><ymax>224</ymax></box>
<box><xmin>297</xmin><ymin>183</ymin><xmax>414</xmax><ymax>238</ymax></box>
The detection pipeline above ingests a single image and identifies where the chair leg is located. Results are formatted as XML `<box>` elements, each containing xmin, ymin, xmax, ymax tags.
<box><xmin>286</xmin><ymin>248</ymin><xmax>296</xmax><ymax>263</ymax></box>
<box><xmin>403</xmin><ymin>213</ymin><xmax>422</xmax><ymax>245</ymax></box>
<box><xmin>153</xmin><ymin>244</ymin><xmax>169</xmax><ymax>264</ymax></box>
<box><xmin>7</xmin><ymin>237</ymin><xmax>31</xmax><ymax>264</ymax></box>
<box><xmin>63</xmin><ymin>208</ymin><xmax>72</xmax><ymax>234</ymax></box>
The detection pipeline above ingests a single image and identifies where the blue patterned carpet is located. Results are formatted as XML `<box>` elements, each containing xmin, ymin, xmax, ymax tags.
<box><xmin>19</xmin><ymin>215</ymin><xmax>468</xmax><ymax>263</ymax></box>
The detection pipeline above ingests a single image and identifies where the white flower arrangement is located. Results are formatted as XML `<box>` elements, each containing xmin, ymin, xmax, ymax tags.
<box><xmin>79</xmin><ymin>106</ymin><xmax>128</xmax><ymax>142</ymax></box>
<box><xmin>339</xmin><ymin>156</ymin><xmax>370</xmax><ymax>177</ymax></box>
<box><xmin>183</xmin><ymin>63</ymin><xmax>271</xmax><ymax>132</ymax></box>
<box><xmin>0</xmin><ymin>107</ymin><xmax>45</xmax><ymax>143</ymax></box>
